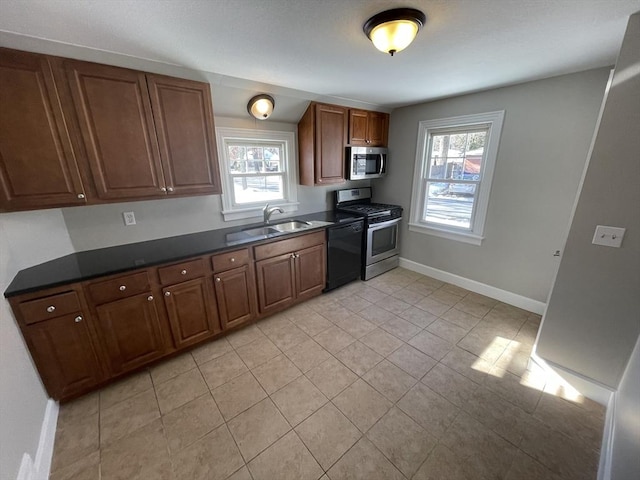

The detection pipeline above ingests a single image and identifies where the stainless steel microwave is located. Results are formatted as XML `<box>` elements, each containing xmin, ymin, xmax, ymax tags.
<box><xmin>347</xmin><ymin>147</ymin><xmax>387</xmax><ymax>180</ymax></box>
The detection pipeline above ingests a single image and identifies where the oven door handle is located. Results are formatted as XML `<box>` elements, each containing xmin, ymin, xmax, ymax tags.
<box><xmin>368</xmin><ymin>217</ymin><xmax>402</xmax><ymax>231</ymax></box>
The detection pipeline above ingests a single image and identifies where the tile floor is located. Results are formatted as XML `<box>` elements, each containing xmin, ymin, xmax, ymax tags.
<box><xmin>49</xmin><ymin>268</ymin><xmax>605</xmax><ymax>480</ymax></box>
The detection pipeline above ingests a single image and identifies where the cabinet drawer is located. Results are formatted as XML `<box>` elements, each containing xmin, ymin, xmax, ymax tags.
<box><xmin>87</xmin><ymin>271</ymin><xmax>150</xmax><ymax>305</ymax></box>
<box><xmin>19</xmin><ymin>291</ymin><xmax>81</xmax><ymax>325</ymax></box>
<box><xmin>212</xmin><ymin>249</ymin><xmax>250</xmax><ymax>273</ymax></box>
<box><xmin>158</xmin><ymin>258</ymin><xmax>205</xmax><ymax>285</ymax></box>
<box><xmin>254</xmin><ymin>231</ymin><xmax>325</xmax><ymax>261</ymax></box>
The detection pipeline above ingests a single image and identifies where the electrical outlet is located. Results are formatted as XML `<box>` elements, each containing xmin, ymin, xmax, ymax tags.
<box><xmin>123</xmin><ymin>211</ymin><xmax>136</xmax><ymax>226</ymax></box>
<box><xmin>592</xmin><ymin>225</ymin><xmax>625</xmax><ymax>248</ymax></box>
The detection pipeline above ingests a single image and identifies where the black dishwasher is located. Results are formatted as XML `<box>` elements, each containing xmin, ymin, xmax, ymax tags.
<box><xmin>325</xmin><ymin>218</ymin><xmax>364</xmax><ymax>291</ymax></box>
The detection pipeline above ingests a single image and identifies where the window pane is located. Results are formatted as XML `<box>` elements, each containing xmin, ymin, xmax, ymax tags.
<box><xmin>428</xmin><ymin>131</ymin><xmax>486</xmax><ymax>182</ymax></box>
<box><xmin>264</xmin><ymin>147</ymin><xmax>282</xmax><ymax>172</ymax></box>
<box><xmin>233</xmin><ymin>176</ymin><xmax>283</xmax><ymax>204</ymax></box>
<box><xmin>425</xmin><ymin>182</ymin><xmax>475</xmax><ymax>229</ymax></box>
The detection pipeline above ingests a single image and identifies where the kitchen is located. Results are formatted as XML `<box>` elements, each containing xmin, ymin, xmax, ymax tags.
<box><xmin>1</xmin><ymin>2</ymin><xmax>639</xmax><ymax>480</ymax></box>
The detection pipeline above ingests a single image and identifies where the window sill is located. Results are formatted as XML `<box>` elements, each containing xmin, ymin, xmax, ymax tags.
<box><xmin>222</xmin><ymin>202</ymin><xmax>299</xmax><ymax>222</ymax></box>
<box><xmin>408</xmin><ymin>223</ymin><xmax>484</xmax><ymax>246</ymax></box>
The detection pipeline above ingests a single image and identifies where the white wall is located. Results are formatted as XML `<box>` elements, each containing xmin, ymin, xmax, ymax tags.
<box><xmin>61</xmin><ymin>115</ymin><xmax>369</xmax><ymax>251</ymax></box>
<box><xmin>0</xmin><ymin>209</ymin><xmax>75</xmax><ymax>480</ymax></box>
<box><xmin>375</xmin><ymin>67</ymin><xmax>610</xmax><ymax>303</ymax></box>
<box><xmin>609</xmin><ymin>335</ymin><xmax>640</xmax><ymax>480</ymax></box>
<box><xmin>536</xmin><ymin>13</ymin><xmax>640</xmax><ymax>389</ymax></box>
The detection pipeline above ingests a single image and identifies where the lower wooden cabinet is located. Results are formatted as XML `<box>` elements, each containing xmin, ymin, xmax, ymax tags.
<box><xmin>23</xmin><ymin>312</ymin><xmax>104</xmax><ymax>399</ymax></box>
<box><xmin>162</xmin><ymin>277</ymin><xmax>220</xmax><ymax>348</ymax></box>
<box><xmin>94</xmin><ymin>292</ymin><xmax>166</xmax><ymax>374</ymax></box>
<box><xmin>214</xmin><ymin>265</ymin><xmax>257</xmax><ymax>330</ymax></box>
<box><xmin>295</xmin><ymin>244</ymin><xmax>326</xmax><ymax>301</ymax></box>
<box><xmin>256</xmin><ymin>253</ymin><xmax>297</xmax><ymax>315</ymax></box>
<box><xmin>255</xmin><ymin>231</ymin><xmax>326</xmax><ymax>315</ymax></box>
<box><xmin>7</xmin><ymin>231</ymin><xmax>326</xmax><ymax>401</ymax></box>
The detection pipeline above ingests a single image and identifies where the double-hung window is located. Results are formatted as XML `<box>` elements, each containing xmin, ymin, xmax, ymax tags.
<box><xmin>216</xmin><ymin>127</ymin><xmax>298</xmax><ymax>221</ymax></box>
<box><xmin>409</xmin><ymin>111</ymin><xmax>504</xmax><ymax>245</ymax></box>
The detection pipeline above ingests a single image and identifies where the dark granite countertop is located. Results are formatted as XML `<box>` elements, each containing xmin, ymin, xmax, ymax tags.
<box><xmin>5</xmin><ymin>210</ymin><xmax>360</xmax><ymax>298</ymax></box>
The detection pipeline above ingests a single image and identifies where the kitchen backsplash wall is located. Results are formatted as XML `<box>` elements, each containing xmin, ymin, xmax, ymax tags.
<box><xmin>62</xmin><ymin>116</ymin><xmax>370</xmax><ymax>251</ymax></box>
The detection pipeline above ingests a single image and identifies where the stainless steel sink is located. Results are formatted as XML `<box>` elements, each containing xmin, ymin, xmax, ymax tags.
<box><xmin>242</xmin><ymin>226</ymin><xmax>279</xmax><ymax>236</ymax></box>
<box><xmin>270</xmin><ymin>220</ymin><xmax>312</xmax><ymax>232</ymax></box>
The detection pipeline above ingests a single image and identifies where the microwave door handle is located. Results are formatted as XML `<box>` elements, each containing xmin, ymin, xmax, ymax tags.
<box><xmin>380</xmin><ymin>154</ymin><xmax>385</xmax><ymax>174</ymax></box>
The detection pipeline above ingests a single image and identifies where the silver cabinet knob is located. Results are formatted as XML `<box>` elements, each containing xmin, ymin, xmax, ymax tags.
<box><xmin>160</xmin><ymin>187</ymin><xmax>167</xmax><ymax>192</ymax></box>
<box><xmin>230</xmin><ymin>258</ymin><xmax>235</xmax><ymax>263</ymax></box>
<box><xmin>167</xmin><ymin>187</ymin><xmax>174</xmax><ymax>192</ymax></box>
<box><xmin>290</xmin><ymin>253</ymin><xmax>295</xmax><ymax>259</ymax></box>
<box><xmin>119</xmin><ymin>285</ymin><xmax>126</xmax><ymax>291</ymax></box>
<box><xmin>77</xmin><ymin>193</ymin><xmax>85</xmax><ymax>199</ymax></box>
<box><xmin>215</xmin><ymin>277</ymin><xmax>221</xmax><ymax>282</ymax></box>
<box><xmin>74</xmin><ymin>316</ymin><xmax>83</xmax><ymax>323</ymax></box>
<box><xmin>147</xmin><ymin>295</ymin><xmax>154</xmax><ymax>301</ymax></box>
<box><xmin>46</xmin><ymin>305</ymin><xmax>56</xmax><ymax>313</ymax></box>
<box><xmin>164</xmin><ymin>291</ymin><xmax>171</xmax><ymax>297</ymax></box>
<box><xmin>180</xmin><ymin>269</ymin><xmax>187</xmax><ymax>275</ymax></box>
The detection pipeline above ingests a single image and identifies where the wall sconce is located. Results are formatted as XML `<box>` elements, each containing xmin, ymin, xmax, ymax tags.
<box><xmin>364</xmin><ymin>8</ymin><xmax>426</xmax><ymax>56</ymax></box>
<box><xmin>247</xmin><ymin>94</ymin><xmax>275</xmax><ymax>120</ymax></box>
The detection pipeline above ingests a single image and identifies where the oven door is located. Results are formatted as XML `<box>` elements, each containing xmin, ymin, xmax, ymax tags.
<box><xmin>366</xmin><ymin>217</ymin><xmax>400</xmax><ymax>265</ymax></box>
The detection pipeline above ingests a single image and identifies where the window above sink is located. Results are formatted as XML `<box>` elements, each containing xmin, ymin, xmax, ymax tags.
<box><xmin>216</xmin><ymin>127</ymin><xmax>299</xmax><ymax>221</ymax></box>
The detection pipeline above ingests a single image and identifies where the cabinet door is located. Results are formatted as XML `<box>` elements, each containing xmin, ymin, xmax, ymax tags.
<box><xmin>348</xmin><ymin>109</ymin><xmax>369</xmax><ymax>146</ymax></box>
<box><xmin>163</xmin><ymin>277</ymin><xmax>220</xmax><ymax>348</ymax></box>
<box><xmin>147</xmin><ymin>75</ymin><xmax>222</xmax><ymax>196</ymax></box>
<box><xmin>315</xmin><ymin>104</ymin><xmax>347</xmax><ymax>184</ymax></box>
<box><xmin>295</xmin><ymin>244</ymin><xmax>326</xmax><ymax>301</ymax></box>
<box><xmin>24</xmin><ymin>313</ymin><xmax>103</xmax><ymax>400</ymax></box>
<box><xmin>214</xmin><ymin>265</ymin><xmax>257</xmax><ymax>330</ymax></box>
<box><xmin>95</xmin><ymin>292</ymin><xmax>166</xmax><ymax>374</ymax></box>
<box><xmin>367</xmin><ymin>111</ymin><xmax>389</xmax><ymax>147</ymax></box>
<box><xmin>63</xmin><ymin>60</ymin><xmax>166</xmax><ymax>199</ymax></box>
<box><xmin>255</xmin><ymin>253</ymin><xmax>296</xmax><ymax>315</ymax></box>
<box><xmin>0</xmin><ymin>48</ymin><xmax>86</xmax><ymax>210</ymax></box>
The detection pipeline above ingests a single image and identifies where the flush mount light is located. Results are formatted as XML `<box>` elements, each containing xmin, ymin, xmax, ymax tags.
<box><xmin>247</xmin><ymin>94</ymin><xmax>275</xmax><ymax>120</ymax></box>
<box><xmin>363</xmin><ymin>8</ymin><xmax>426</xmax><ymax>56</ymax></box>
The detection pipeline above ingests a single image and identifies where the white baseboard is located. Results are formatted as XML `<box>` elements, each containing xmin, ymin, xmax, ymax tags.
<box><xmin>16</xmin><ymin>399</ymin><xmax>58</xmax><ymax>480</ymax></box>
<box><xmin>598</xmin><ymin>392</ymin><xmax>616</xmax><ymax>480</ymax></box>
<box><xmin>399</xmin><ymin>257</ymin><xmax>546</xmax><ymax>314</ymax></box>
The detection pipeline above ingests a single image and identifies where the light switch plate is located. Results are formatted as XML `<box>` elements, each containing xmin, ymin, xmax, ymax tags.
<box><xmin>592</xmin><ymin>225</ymin><xmax>625</xmax><ymax>248</ymax></box>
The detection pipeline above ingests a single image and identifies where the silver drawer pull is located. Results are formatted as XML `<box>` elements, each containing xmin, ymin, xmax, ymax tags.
<box><xmin>147</xmin><ymin>295</ymin><xmax>154</xmax><ymax>301</ymax></box>
<box><xmin>215</xmin><ymin>277</ymin><xmax>221</xmax><ymax>282</ymax></box>
<box><xmin>160</xmin><ymin>187</ymin><xmax>167</xmax><ymax>192</ymax></box>
<box><xmin>180</xmin><ymin>269</ymin><xmax>187</xmax><ymax>275</ymax></box>
<box><xmin>119</xmin><ymin>285</ymin><xmax>126</xmax><ymax>291</ymax></box>
<box><xmin>164</xmin><ymin>291</ymin><xmax>171</xmax><ymax>297</ymax></box>
<box><xmin>77</xmin><ymin>193</ymin><xmax>85</xmax><ymax>199</ymax></box>
<box><xmin>230</xmin><ymin>258</ymin><xmax>235</xmax><ymax>263</ymax></box>
<box><xmin>74</xmin><ymin>316</ymin><xmax>83</xmax><ymax>323</ymax></box>
<box><xmin>46</xmin><ymin>305</ymin><xmax>56</xmax><ymax>313</ymax></box>
<box><xmin>167</xmin><ymin>187</ymin><xmax>174</xmax><ymax>192</ymax></box>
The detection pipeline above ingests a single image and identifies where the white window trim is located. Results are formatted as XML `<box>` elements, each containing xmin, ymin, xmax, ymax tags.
<box><xmin>409</xmin><ymin>111</ymin><xmax>505</xmax><ymax>245</ymax></box>
<box><xmin>215</xmin><ymin>127</ymin><xmax>299</xmax><ymax>221</ymax></box>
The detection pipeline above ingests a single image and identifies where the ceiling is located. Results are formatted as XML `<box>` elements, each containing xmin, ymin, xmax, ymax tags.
<box><xmin>1</xmin><ymin>0</ymin><xmax>639</xmax><ymax>110</ymax></box>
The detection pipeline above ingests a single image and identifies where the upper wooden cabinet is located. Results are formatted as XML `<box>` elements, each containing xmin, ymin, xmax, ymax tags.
<box><xmin>60</xmin><ymin>60</ymin><xmax>222</xmax><ymax>200</ymax></box>
<box><xmin>61</xmin><ymin>60</ymin><xmax>166</xmax><ymax>199</ymax></box>
<box><xmin>147</xmin><ymin>74</ymin><xmax>222</xmax><ymax>196</ymax></box>
<box><xmin>0</xmin><ymin>48</ymin><xmax>87</xmax><ymax>210</ymax></box>
<box><xmin>348</xmin><ymin>109</ymin><xmax>389</xmax><ymax>147</ymax></box>
<box><xmin>0</xmin><ymin>47</ymin><xmax>223</xmax><ymax>211</ymax></box>
<box><xmin>298</xmin><ymin>102</ymin><xmax>347</xmax><ymax>186</ymax></box>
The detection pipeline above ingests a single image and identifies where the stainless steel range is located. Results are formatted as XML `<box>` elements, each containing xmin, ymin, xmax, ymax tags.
<box><xmin>335</xmin><ymin>187</ymin><xmax>403</xmax><ymax>280</ymax></box>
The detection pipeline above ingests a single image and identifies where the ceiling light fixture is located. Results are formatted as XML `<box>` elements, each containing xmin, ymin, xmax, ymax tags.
<box><xmin>363</xmin><ymin>8</ymin><xmax>426</xmax><ymax>56</ymax></box>
<box><xmin>247</xmin><ymin>94</ymin><xmax>275</xmax><ymax>120</ymax></box>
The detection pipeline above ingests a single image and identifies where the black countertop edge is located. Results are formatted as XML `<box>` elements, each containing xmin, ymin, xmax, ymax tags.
<box><xmin>5</xmin><ymin>210</ymin><xmax>360</xmax><ymax>298</ymax></box>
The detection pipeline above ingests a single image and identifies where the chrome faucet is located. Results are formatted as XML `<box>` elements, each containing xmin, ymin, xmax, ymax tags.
<box><xmin>263</xmin><ymin>203</ymin><xmax>284</xmax><ymax>224</ymax></box>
